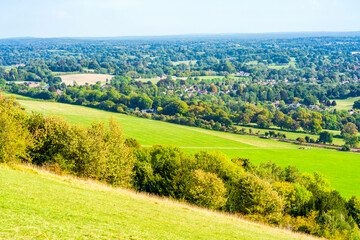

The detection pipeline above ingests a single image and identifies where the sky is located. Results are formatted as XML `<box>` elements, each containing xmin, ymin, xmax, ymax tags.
<box><xmin>0</xmin><ymin>0</ymin><xmax>359</xmax><ymax>38</ymax></box>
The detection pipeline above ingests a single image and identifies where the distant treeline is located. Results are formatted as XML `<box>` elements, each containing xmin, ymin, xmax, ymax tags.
<box><xmin>1</xmin><ymin>36</ymin><xmax>360</xmax><ymax>84</ymax></box>
<box><xmin>5</xmin><ymin>72</ymin><xmax>360</xmax><ymax>147</ymax></box>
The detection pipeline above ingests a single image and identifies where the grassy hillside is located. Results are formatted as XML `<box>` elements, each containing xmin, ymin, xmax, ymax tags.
<box><xmin>6</xmin><ymin>93</ymin><xmax>360</xmax><ymax>199</ymax></box>
<box><xmin>0</xmin><ymin>164</ymin><xmax>318</xmax><ymax>240</ymax></box>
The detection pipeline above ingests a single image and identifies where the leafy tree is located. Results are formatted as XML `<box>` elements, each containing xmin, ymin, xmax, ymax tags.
<box><xmin>347</xmin><ymin>196</ymin><xmax>360</xmax><ymax>227</ymax></box>
<box><xmin>309</xmin><ymin>119</ymin><xmax>322</xmax><ymax>134</ymax></box>
<box><xmin>303</xmin><ymin>95</ymin><xmax>317</xmax><ymax>106</ymax></box>
<box><xmin>130</xmin><ymin>95</ymin><xmax>153</xmax><ymax>110</ymax></box>
<box><xmin>185</xmin><ymin>169</ymin><xmax>227</xmax><ymax>209</ymax></box>
<box><xmin>227</xmin><ymin>174</ymin><xmax>284</xmax><ymax>216</ymax></box>
<box><xmin>341</xmin><ymin>122</ymin><xmax>358</xmax><ymax>136</ymax></box>
<box><xmin>353</xmin><ymin>100</ymin><xmax>360</xmax><ymax>110</ymax></box>
<box><xmin>343</xmin><ymin>133</ymin><xmax>359</xmax><ymax>147</ymax></box>
<box><xmin>318</xmin><ymin>131</ymin><xmax>333</xmax><ymax>144</ymax></box>
<box><xmin>296</xmin><ymin>137</ymin><xmax>306</xmax><ymax>144</ymax></box>
<box><xmin>194</xmin><ymin>151</ymin><xmax>243</xmax><ymax>183</ymax></box>
<box><xmin>0</xmin><ymin>95</ymin><xmax>30</xmax><ymax>163</ymax></box>
<box><xmin>133</xmin><ymin>145</ymin><xmax>191</xmax><ymax>198</ymax></box>
<box><xmin>162</xmin><ymin>100</ymin><xmax>188</xmax><ymax>115</ymax></box>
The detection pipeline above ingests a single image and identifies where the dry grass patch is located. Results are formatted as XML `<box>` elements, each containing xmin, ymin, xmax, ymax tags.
<box><xmin>0</xmin><ymin>163</ymin><xmax>321</xmax><ymax>240</ymax></box>
<box><xmin>60</xmin><ymin>73</ymin><xmax>113</xmax><ymax>86</ymax></box>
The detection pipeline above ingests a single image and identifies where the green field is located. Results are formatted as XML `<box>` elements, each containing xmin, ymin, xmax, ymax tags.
<box><xmin>172</xmin><ymin>60</ymin><xmax>197</xmax><ymax>66</ymax></box>
<box><xmin>246</xmin><ymin>58</ymin><xmax>297</xmax><ymax>69</ymax></box>
<box><xmin>268</xmin><ymin>57</ymin><xmax>297</xmax><ymax>70</ymax></box>
<box><xmin>0</xmin><ymin>164</ymin><xmax>316</xmax><ymax>239</ymax></box>
<box><xmin>6</xmin><ymin>93</ymin><xmax>360</xmax><ymax>199</ymax></box>
<box><xmin>332</xmin><ymin>97</ymin><xmax>360</xmax><ymax>111</ymax></box>
<box><xmin>236</xmin><ymin>125</ymin><xmax>345</xmax><ymax>145</ymax></box>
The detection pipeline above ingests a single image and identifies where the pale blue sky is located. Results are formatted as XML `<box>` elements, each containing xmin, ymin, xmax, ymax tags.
<box><xmin>0</xmin><ymin>0</ymin><xmax>359</xmax><ymax>38</ymax></box>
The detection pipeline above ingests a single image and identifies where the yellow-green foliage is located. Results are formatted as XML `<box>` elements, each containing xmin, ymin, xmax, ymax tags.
<box><xmin>27</xmin><ymin>114</ymin><xmax>134</xmax><ymax>187</ymax></box>
<box><xmin>186</xmin><ymin>169</ymin><xmax>227</xmax><ymax>209</ymax></box>
<box><xmin>0</xmin><ymin>95</ymin><xmax>30</xmax><ymax>163</ymax></box>
<box><xmin>193</xmin><ymin>151</ymin><xmax>244</xmax><ymax>183</ymax></box>
<box><xmin>228</xmin><ymin>174</ymin><xmax>284</xmax><ymax>217</ymax></box>
<box><xmin>281</xmin><ymin>211</ymin><xmax>320</xmax><ymax>235</ymax></box>
<box><xmin>273</xmin><ymin>181</ymin><xmax>296</xmax><ymax>210</ymax></box>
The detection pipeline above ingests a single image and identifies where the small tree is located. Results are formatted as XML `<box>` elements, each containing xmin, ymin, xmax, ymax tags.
<box><xmin>185</xmin><ymin>169</ymin><xmax>227</xmax><ymax>209</ymax></box>
<box><xmin>343</xmin><ymin>134</ymin><xmax>359</xmax><ymax>147</ymax></box>
<box><xmin>353</xmin><ymin>100</ymin><xmax>360</xmax><ymax>110</ymax></box>
<box><xmin>297</xmin><ymin>137</ymin><xmax>306</xmax><ymax>144</ymax></box>
<box><xmin>341</xmin><ymin>122</ymin><xmax>358</xmax><ymax>136</ymax></box>
<box><xmin>318</xmin><ymin>131</ymin><xmax>333</xmax><ymax>144</ymax></box>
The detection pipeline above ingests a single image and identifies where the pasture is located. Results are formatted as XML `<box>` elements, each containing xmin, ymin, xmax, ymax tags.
<box><xmin>236</xmin><ymin>125</ymin><xmax>345</xmax><ymax>145</ymax></box>
<box><xmin>332</xmin><ymin>96</ymin><xmax>360</xmax><ymax>111</ymax></box>
<box><xmin>59</xmin><ymin>73</ymin><xmax>114</xmax><ymax>86</ymax></box>
<box><xmin>172</xmin><ymin>60</ymin><xmax>197</xmax><ymax>66</ymax></box>
<box><xmin>0</xmin><ymin>164</ymin><xmax>316</xmax><ymax>240</ymax></box>
<box><xmin>7</xmin><ymin>93</ymin><xmax>360</xmax><ymax>199</ymax></box>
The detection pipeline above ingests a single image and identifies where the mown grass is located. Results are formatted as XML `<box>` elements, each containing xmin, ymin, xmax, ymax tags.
<box><xmin>6</xmin><ymin>93</ymin><xmax>360</xmax><ymax>199</ymax></box>
<box><xmin>0</xmin><ymin>164</ymin><xmax>318</xmax><ymax>240</ymax></box>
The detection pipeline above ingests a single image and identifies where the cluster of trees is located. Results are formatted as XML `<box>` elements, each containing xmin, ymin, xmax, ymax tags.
<box><xmin>6</xmin><ymin>78</ymin><xmax>360</xmax><ymax>148</ymax></box>
<box><xmin>1</xmin><ymin>36</ymin><xmax>360</xmax><ymax>85</ymax></box>
<box><xmin>1</xmin><ymin>93</ymin><xmax>360</xmax><ymax>239</ymax></box>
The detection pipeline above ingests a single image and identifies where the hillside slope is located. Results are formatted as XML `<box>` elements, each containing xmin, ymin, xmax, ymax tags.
<box><xmin>7</xmin><ymin>93</ymin><xmax>360</xmax><ymax>199</ymax></box>
<box><xmin>0</xmin><ymin>164</ymin><xmax>318</xmax><ymax>240</ymax></box>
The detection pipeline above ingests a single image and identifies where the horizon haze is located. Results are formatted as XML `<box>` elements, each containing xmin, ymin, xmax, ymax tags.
<box><xmin>0</xmin><ymin>0</ymin><xmax>359</xmax><ymax>38</ymax></box>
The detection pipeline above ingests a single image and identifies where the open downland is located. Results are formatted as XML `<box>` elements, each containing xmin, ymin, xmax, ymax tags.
<box><xmin>0</xmin><ymin>165</ymin><xmax>318</xmax><ymax>240</ymax></box>
<box><xmin>8</xmin><ymin>93</ymin><xmax>360</xmax><ymax>199</ymax></box>
<box><xmin>59</xmin><ymin>73</ymin><xmax>113</xmax><ymax>86</ymax></box>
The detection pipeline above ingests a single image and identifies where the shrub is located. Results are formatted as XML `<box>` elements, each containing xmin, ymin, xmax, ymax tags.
<box><xmin>133</xmin><ymin>145</ymin><xmax>191</xmax><ymax>198</ymax></box>
<box><xmin>27</xmin><ymin>115</ymin><xmax>134</xmax><ymax>187</ymax></box>
<box><xmin>341</xmin><ymin>144</ymin><xmax>351</xmax><ymax>151</ymax></box>
<box><xmin>124</xmin><ymin>138</ymin><xmax>141</xmax><ymax>149</ymax></box>
<box><xmin>227</xmin><ymin>174</ymin><xmax>284</xmax><ymax>217</ymax></box>
<box><xmin>193</xmin><ymin>151</ymin><xmax>244</xmax><ymax>184</ymax></box>
<box><xmin>0</xmin><ymin>95</ymin><xmax>30</xmax><ymax>163</ymax></box>
<box><xmin>185</xmin><ymin>169</ymin><xmax>227</xmax><ymax>209</ymax></box>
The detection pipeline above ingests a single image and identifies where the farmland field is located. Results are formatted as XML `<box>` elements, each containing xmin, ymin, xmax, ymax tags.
<box><xmin>236</xmin><ymin>125</ymin><xmax>346</xmax><ymax>145</ymax></box>
<box><xmin>59</xmin><ymin>73</ymin><xmax>114</xmax><ymax>86</ymax></box>
<box><xmin>268</xmin><ymin>57</ymin><xmax>297</xmax><ymax>70</ymax></box>
<box><xmin>0</xmin><ymin>164</ymin><xmax>316</xmax><ymax>240</ymax></box>
<box><xmin>172</xmin><ymin>60</ymin><xmax>197</xmax><ymax>65</ymax></box>
<box><xmin>332</xmin><ymin>96</ymin><xmax>360</xmax><ymax>111</ymax></box>
<box><xmin>6</xmin><ymin>93</ymin><xmax>360</xmax><ymax>199</ymax></box>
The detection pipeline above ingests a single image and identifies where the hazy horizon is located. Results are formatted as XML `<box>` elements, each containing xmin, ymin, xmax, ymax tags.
<box><xmin>0</xmin><ymin>0</ymin><xmax>359</xmax><ymax>38</ymax></box>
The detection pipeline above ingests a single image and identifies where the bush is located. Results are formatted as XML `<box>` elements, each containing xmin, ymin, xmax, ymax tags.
<box><xmin>341</xmin><ymin>144</ymin><xmax>351</xmax><ymax>151</ymax></box>
<box><xmin>193</xmin><ymin>151</ymin><xmax>244</xmax><ymax>183</ymax></box>
<box><xmin>124</xmin><ymin>138</ymin><xmax>141</xmax><ymax>149</ymax></box>
<box><xmin>133</xmin><ymin>145</ymin><xmax>191</xmax><ymax>198</ymax></box>
<box><xmin>27</xmin><ymin>115</ymin><xmax>135</xmax><ymax>187</ymax></box>
<box><xmin>185</xmin><ymin>169</ymin><xmax>227</xmax><ymax>209</ymax></box>
<box><xmin>227</xmin><ymin>174</ymin><xmax>284</xmax><ymax>217</ymax></box>
<box><xmin>0</xmin><ymin>95</ymin><xmax>30</xmax><ymax>163</ymax></box>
